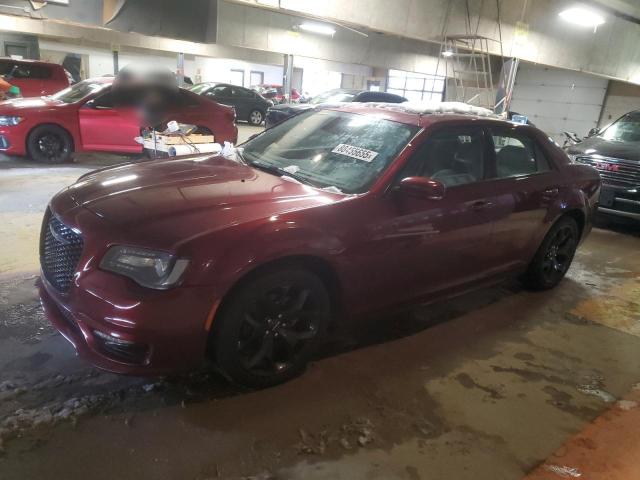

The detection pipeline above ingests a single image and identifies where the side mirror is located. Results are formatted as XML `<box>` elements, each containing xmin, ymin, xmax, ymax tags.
<box><xmin>587</xmin><ymin>127</ymin><xmax>600</xmax><ymax>137</ymax></box>
<box><xmin>84</xmin><ymin>99</ymin><xmax>95</xmax><ymax>109</ymax></box>
<box><xmin>398</xmin><ymin>176</ymin><xmax>445</xmax><ymax>200</ymax></box>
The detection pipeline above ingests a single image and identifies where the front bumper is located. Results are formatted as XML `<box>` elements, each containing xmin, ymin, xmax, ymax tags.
<box><xmin>39</xmin><ymin>270</ymin><xmax>217</xmax><ymax>375</ymax></box>
<box><xmin>0</xmin><ymin>126</ymin><xmax>24</xmax><ymax>155</ymax></box>
<box><xmin>597</xmin><ymin>184</ymin><xmax>640</xmax><ymax>221</ymax></box>
<box><xmin>38</xmin><ymin>202</ymin><xmax>220</xmax><ymax>375</ymax></box>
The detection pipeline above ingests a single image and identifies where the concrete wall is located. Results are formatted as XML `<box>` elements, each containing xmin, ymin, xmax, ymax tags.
<box><xmin>39</xmin><ymin>38</ymin><xmax>283</xmax><ymax>89</ymax></box>
<box><xmin>599</xmin><ymin>81</ymin><xmax>640</xmax><ymax>127</ymax></box>
<box><xmin>216</xmin><ymin>1</ymin><xmax>442</xmax><ymax>77</ymax></box>
<box><xmin>232</xmin><ymin>0</ymin><xmax>640</xmax><ymax>84</ymax></box>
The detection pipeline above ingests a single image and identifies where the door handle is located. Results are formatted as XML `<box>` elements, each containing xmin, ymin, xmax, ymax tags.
<box><xmin>544</xmin><ymin>187</ymin><xmax>560</xmax><ymax>196</ymax></box>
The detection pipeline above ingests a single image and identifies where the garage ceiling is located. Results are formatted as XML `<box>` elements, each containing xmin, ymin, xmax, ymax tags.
<box><xmin>226</xmin><ymin>0</ymin><xmax>640</xmax><ymax>85</ymax></box>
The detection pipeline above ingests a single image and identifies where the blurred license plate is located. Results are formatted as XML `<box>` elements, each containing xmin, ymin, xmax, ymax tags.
<box><xmin>599</xmin><ymin>189</ymin><xmax>615</xmax><ymax>207</ymax></box>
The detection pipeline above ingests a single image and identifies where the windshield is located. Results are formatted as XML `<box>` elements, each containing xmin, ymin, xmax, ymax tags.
<box><xmin>310</xmin><ymin>90</ymin><xmax>356</xmax><ymax>105</ymax></box>
<box><xmin>189</xmin><ymin>83</ymin><xmax>213</xmax><ymax>94</ymax></box>
<box><xmin>49</xmin><ymin>80</ymin><xmax>107</xmax><ymax>103</ymax></box>
<box><xmin>241</xmin><ymin>110</ymin><xmax>419</xmax><ymax>194</ymax></box>
<box><xmin>600</xmin><ymin>112</ymin><xmax>640</xmax><ymax>142</ymax></box>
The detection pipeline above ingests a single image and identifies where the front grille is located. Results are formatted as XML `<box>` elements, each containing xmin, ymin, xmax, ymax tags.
<box><xmin>40</xmin><ymin>209</ymin><xmax>83</xmax><ymax>292</ymax></box>
<box><xmin>576</xmin><ymin>156</ymin><xmax>640</xmax><ymax>187</ymax></box>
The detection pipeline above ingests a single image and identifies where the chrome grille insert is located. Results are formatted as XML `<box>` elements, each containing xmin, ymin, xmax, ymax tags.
<box><xmin>576</xmin><ymin>156</ymin><xmax>640</xmax><ymax>187</ymax></box>
<box><xmin>40</xmin><ymin>209</ymin><xmax>83</xmax><ymax>292</ymax></box>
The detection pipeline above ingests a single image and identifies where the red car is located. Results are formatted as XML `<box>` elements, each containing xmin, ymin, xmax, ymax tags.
<box><xmin>0</xmin><ymin>58</ymin><xmax>69</xmax><ymax>97</ymax></box>
<box><xmin>254</xmin><ymin>84</ymin><xmax>301</xmax><ymax>103</ymax></box>
<box><xmin>0</xmin><ymin>77</ymin><xmax>237</xmax><ymax>163</ymax></box>
<box><xmin>39</xmin><ymin>103</ymin><xmax>600</xmax><ymax>387</ymax></box>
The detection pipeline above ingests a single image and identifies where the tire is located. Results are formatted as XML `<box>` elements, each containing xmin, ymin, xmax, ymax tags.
<box><xmin>522</xmin><ymin>216</ymin><xmax>579</xmax><ymax>290</ymax></box>
<box><xmin>27</xmin><ymin>124</ymin><xmax>73</xmax><ymax>164</ymax></box>
<box><xmin>213</xmin><ymin>267</ymin><xmax>331</xmax><ymax>388</ymax></box>
<box><xmin>248</xmin><ymin>110</ymin><xmax>264</xmax><ymax>126</ymax></box>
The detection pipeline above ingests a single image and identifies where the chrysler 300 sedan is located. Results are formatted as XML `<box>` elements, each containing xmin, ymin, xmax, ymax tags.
<box><xmin>39</xmin><ymin>103</ymin><xmax>600</xmax><ymax>387</ymax></box>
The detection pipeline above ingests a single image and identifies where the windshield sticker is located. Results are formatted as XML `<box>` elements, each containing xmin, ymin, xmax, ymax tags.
<box><xmin>331</xmin><ymin>144</ymin><xmax>379</xmax><ymax>162</ymax></box>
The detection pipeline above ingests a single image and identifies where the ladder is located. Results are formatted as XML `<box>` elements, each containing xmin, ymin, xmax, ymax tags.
<box><xmin>441</xmin><ymin>34</ymin><xmax>495</xmax><ymax>109</ymax></box>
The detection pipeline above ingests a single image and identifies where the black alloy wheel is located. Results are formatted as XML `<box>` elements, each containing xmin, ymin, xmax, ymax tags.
<box><xmin>27</xmin><ymin>125</ymin><xmax>73</xmax><ymax>163</ymax></box>
<box><xmin>524</xmin><ymin>216</ymin><xmax>579</xmax><ymax>290</ymax></box>
<box><xmin>213</xmin><ymin>268</ymin><xmax>330</xmax><ymax>388</ymax></box>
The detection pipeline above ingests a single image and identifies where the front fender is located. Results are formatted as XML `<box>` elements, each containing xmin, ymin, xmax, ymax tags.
<box><xmin>189</xmin><ymin>218</ymin><xmax>346</xmax><ymax>299</ymax></box>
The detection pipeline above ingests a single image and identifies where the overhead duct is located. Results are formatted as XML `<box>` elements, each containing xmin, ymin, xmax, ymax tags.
<box><xmin>106</xmin><ymin>0</ymin><xmax>217</xmax><ymax>44</ymax></box>
<box><xmin>588</xmin><ymin>0</ymin><xmax>640</xmax><ymax>25</ymax></box>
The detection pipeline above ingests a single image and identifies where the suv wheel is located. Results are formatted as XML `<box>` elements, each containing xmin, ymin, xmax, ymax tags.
<box><xmin>213</xmin><ymin>267</ymin><xmax>330</xmax><ymax>388</ymax></box>
<box><xmin>248</xmin><ymin>110</ymin><xmax>264</xmax><ymax>126</ymax></box>
<box><xmin>27</xmin><ymin>125</ymin><xmax>73</xmax><ymax>163</ymax></box>
<box><xmin>523</xmin><ymin>216</ymin><xmax>579</xmax><ymax>290</ymax></box>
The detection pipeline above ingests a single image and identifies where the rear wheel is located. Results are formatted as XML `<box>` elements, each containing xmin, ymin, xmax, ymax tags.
<box><xmin>523</xmin><ymin>217</ymin><xmax>579</xmax><ymax>290</ymax></box>
<box><xmin>213</xmin><ymin>268</ymin><xmax>331</xmax><ymax>388</ymax></box>
<box><xmin>248</xmin><ymin>110</ymin><xmax>264</xmax><ymax>126</ymax></box>
<box><xmin>27</xmin><ymin>125</ymin><xmax>73</xmax><ymax>163</ymax></box>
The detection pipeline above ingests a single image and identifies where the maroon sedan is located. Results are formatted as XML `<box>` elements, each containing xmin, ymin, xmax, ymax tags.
<box><xmin>0</xmin><ymin>77</ymin><xmax>237</xmax><ymax>163</ymax></box>
<box><xmin>39</xmin><ymin>103</ymin><xmax>600</xmax><ymax>387</ymax></box>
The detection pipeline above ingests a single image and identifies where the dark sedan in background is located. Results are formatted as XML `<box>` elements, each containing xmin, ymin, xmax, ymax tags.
<box><xmin>265</xmin><ymin>88</ymin><xmax>407</xmax><ymax>128</ymax></box>
<box><xmin>191</xmin><ymin>82</ymin><xmax>273</xmax><ymax>125</ymax></box>
<box><xmin>567</xmin><ymin>110</ymin><xmax>640</xmax><ymax>222</ymax></box>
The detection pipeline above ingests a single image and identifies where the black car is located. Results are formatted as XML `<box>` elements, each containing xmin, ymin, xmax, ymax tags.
<box><xmin>190</xmin><ymin>82</ymin><xmax>273</xmax><ymax>125</ymax></box>
<box><xmin>265</xmin><ymin>89</ymin><xmax>407</xmax><ymax>128</ymax></box>
<box><xmin>567</xmin><ymin>110</ymin><xmax>640</xmax><ymax>222</ymax></box>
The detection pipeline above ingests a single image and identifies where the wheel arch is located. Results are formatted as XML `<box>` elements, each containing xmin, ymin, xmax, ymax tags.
<box><xmin>562</xmin><ymin>208</ymin><xmax>586</xmax><ymax>239</ymax></box>
<box><xmin>207</xmin><ymin>254</ymin><xmax>344</xmax><ymax>347</ymax></box>
<box><xmin>25</xmin><ymin>122</ymin><xmax>76</xmax><ymax>154</ymax></box>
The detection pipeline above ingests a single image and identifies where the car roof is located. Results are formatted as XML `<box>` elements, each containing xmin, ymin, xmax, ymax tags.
<box><xmin>327</xmin><ymin>101</ymin><xmax>512</xmax><ymax>128</ymax></box>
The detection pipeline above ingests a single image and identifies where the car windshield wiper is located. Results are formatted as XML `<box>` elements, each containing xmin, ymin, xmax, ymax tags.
<box><xmin>247</xmin><ymin>160</ymin><xmax>319</xmax><ymax>187</ymax></box>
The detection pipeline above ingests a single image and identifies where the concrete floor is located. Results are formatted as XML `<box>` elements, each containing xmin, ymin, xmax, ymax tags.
<box><xmin>0</xmin><ymin>126</ymin><xmax>639</xmax><ymax>479</ymax></box>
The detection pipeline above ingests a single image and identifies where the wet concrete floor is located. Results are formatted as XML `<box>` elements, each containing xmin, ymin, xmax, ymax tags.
<box><xmin>1</xmin><ymin>137</ymin><xmax>639</xmax><ymax>479</ymax></box>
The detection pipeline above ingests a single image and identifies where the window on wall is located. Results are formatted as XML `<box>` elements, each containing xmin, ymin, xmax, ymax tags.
<box><xmin>387</xmin><ymin>69</ymin><xmax>445</xmax><ymax>102</ymax></box>
<box><xmin>250</xmin><ymin>71</ymin><xmax>264</xmax><ymax>87</ymax></box>
<box><xmin>230</xmin><ymin>69</ymin><xmax>245</xmax><ymax>87</ymax></box>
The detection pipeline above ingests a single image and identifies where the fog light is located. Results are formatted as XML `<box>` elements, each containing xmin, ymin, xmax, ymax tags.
<box><xmin>93</xmin><ymin>329</ymin><xmax>135</xmax><ymax>345</ymax></box>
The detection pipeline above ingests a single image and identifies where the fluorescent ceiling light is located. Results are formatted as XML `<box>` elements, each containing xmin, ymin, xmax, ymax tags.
<box><xmin>559</xmin><ymin>6</ymin><xmax>605</xmax><ymax>28</ymax></box>
<box><xmin>442</xmin><ymin>50</ymin><xmax>454</xmax><ymax>57</ymax></box>
<box><xmin>299</xmin><ymin>23</ymin><xmax>336</xmax><ymax>36</ymax></box>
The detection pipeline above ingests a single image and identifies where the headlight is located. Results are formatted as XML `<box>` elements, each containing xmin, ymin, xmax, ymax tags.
<box><xmin>0</xmin><ymin>116</ymin><xmax>23</xmax><ymax>126</ymax></box>
<box><xmin>100</xmin><ymin>246</ymin><xmax>189</xmax><ymax>290</ymax></box>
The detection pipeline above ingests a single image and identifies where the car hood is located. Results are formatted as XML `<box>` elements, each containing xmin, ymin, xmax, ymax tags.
<box><xmin>568</xmin><ymin>136</ymin><xmax>640</xmax><ymax>163</ymax></box>
<box><xmin>62</xmin><ymin>155</ymin><xmax>340</xmax><ymax>237</ymax></box>
<box><xmin>0</xmin><ymin>96</ymin><xmax>59</xmax><ymax>112</ymax></box>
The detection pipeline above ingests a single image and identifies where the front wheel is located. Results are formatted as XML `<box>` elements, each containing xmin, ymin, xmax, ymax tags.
<box><xmin>248</xmin><ymin>110</ymin><xmax>264</xmax><ymax>126</ymax></box>
<box><xmin>213</xmin><ymin>268</ymin><xmax>331</xmax><ymax>388</ymax></box>
<box><xmin>27</xmin><ymin>125</ymin><xmax>73</xmax><ymax>163</ymax></box>
<box><xmin>523</xmin><ymin>217</ymin><xmax>579</xmax><ymax>290</ymax></box>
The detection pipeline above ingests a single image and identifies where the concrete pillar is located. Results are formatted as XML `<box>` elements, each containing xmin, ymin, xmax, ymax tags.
<box><xmin>283</xmin><ymin>54</ymin><xmax>293</xmax><ymax>103</ymax></box>
<box><xmin>113</xmin><ymin>50</ymin><xmax>119</xmax><ymax>75</ymax></box>
<box><xmin>177</xmin><ymin>52</ymin><xmax>185</xmax><ymax>86</ymax></box>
